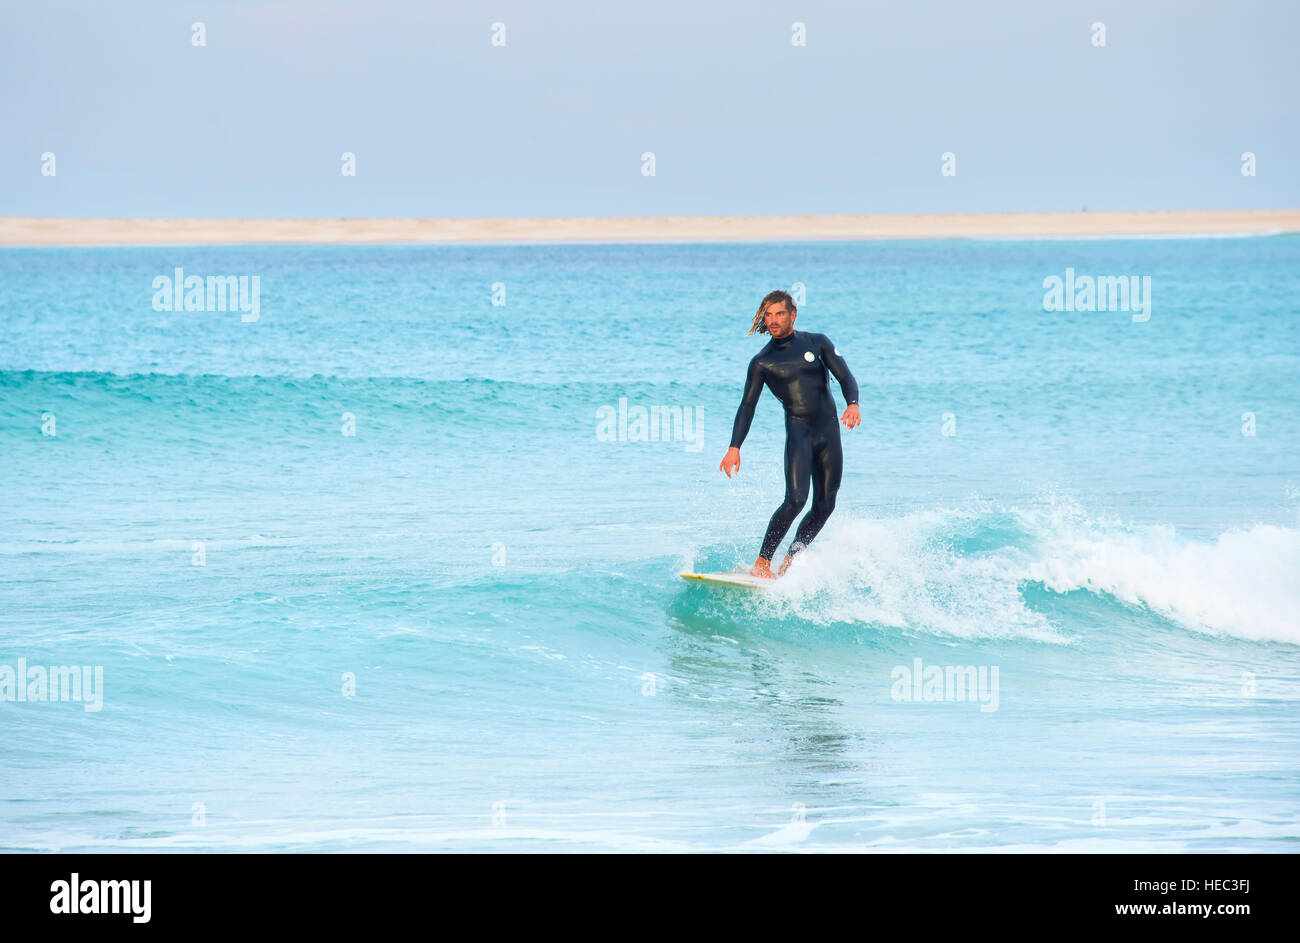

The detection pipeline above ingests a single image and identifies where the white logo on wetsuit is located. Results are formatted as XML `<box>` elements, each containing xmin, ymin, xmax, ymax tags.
<box><xmin>834</xmin><ymin>347</ymin><xmax>841</xmax><ymax>356</ymax></box>
<box><xmin>804</xmin><ymin>351</ymin><xmax>815</xmax><ymax>362</ymax></box>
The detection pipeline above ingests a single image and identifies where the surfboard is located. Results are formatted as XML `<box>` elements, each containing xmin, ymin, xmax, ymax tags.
<box><xmin>680</xmin><ymin>571</ymin><xmax>774</xmax><ymax>589</ymax></box>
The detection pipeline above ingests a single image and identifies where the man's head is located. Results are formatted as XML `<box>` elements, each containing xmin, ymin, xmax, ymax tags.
<box><xmin>748</xmin><ymin>290</ymin><xmax>797</xmax><ymax>337</ymax></box>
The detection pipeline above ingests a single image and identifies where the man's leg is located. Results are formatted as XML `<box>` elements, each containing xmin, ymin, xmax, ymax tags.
<box><xmin>778</xmin><ymin>425</ymin><xmax>842</xmax><ymax>574</ymax></box>
<box><xmin>751</xmin><ymin>422</ymin><xmax>812</xmax><ymax>577</ymax></box>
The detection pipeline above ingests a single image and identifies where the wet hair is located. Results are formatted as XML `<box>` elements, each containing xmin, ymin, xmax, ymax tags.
<box><xmin>748</xmin><ymin>290</ymin><xmax>797</xmax><ymax>335</ymax></box>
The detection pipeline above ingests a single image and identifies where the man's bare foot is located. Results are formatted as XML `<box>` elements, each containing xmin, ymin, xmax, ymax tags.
<box><xmin>749</xmin><ymin>557</ymin><xmax>776</xmax><ymax>579</ymax></box>
<box><xmin>777</xmin><ymin>554</ymin><xmax>795</xmax><ymax>576</ymax></box>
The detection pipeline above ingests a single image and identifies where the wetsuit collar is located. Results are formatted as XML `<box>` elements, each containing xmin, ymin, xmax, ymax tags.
<box><xmin>770</xmin><ymin>329</ymin><xmax>797</xmax><ymax>346</ymax></box>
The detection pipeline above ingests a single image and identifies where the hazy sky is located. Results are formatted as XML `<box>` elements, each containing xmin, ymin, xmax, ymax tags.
<box><xmin>2</xmin><ymin>0</ymin><xmax>1296</xmax><ymax>218</ymax></box>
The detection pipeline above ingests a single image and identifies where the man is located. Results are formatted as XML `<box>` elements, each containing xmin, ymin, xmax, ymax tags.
<box><xmin>719</xmin><ymin>290</ymin><xmax>860</xmax><ymax>579</ymax></box>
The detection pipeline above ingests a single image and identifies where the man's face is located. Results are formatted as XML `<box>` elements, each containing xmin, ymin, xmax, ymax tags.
<box><xmin>764</xmin><ymin>302</ymin><xmax>796</xmax><ymax>338</ymax></box>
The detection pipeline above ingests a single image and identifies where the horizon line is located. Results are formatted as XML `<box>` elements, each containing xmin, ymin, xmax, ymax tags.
<box><xmin>3</xmin><ymin>208</ymin><xmax>1298</xmax><ymax>248</ymax></box>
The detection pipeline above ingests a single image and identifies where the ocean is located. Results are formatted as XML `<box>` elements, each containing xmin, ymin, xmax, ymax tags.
<box><xmin>1</xmin><ymin>235</ymin><xmax>1297</xmax><ymax>852</ymax></box>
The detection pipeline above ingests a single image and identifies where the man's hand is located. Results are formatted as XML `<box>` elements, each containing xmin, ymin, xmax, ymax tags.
<box><xmin>841</xmin><ymin>404</ymin><xmax>861</xmax><ymax>430</ymax></box>
<box><xmin>719</xmin><ymin>447</ymin><xmax>741</xmax><ymax>478</ymax></box>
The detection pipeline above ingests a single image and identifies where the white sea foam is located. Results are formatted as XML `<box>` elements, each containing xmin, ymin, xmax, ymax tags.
<box><xmin>756</xmin><ymin>500</ymin><xmax>1300</xmax><ymax>644</ymax></box>
<box><xmin>1024</xmin><ymin>515</ymin><xmax>1300</xmax><ymax>644</ymax></box>
<box><xmin>760</xmin><ymin>504</ymin><xmax>1063</xmax><ymax>641</ymax></box>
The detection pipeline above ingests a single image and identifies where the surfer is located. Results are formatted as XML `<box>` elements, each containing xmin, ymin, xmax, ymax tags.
<box><xmin>719</xmin><ymin>291</ymin><xmax>860</xmax><ymax>579</ymax></box>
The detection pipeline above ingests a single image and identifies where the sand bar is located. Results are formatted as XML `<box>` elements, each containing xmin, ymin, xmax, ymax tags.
<box><xmin>1</xmin><ymin>209</ymin><xmax>1297</xmax><ymax>247</ymax></box>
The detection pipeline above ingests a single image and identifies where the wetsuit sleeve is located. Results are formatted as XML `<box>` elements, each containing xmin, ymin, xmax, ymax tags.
<box><xmin>819</xmin><ymin>334</ymin><xmax>859</xmax><ymax>405</ymax></box>
<box><xmin>729</xmin><ymin>356</ymin><xmax>765</xmax><ymax>449</ymax></box>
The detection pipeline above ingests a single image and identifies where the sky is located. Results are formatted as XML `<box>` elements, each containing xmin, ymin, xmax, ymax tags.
<box><xmin>1</xmin><ymin>0</ymin><xmax>1297</xmax><ymax>218</ymax></box>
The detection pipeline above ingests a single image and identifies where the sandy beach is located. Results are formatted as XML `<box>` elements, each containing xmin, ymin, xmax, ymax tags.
<box><xmin>1</xmin><ymin>209</ymin><xmax>1297</xmax><ymax>247</ymax></box>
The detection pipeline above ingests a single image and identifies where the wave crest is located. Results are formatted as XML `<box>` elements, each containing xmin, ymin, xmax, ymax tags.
<box><xmin>748</xmin><ymin>500</ymin><xmax>1299</xmax><ymax>645</ymax></box>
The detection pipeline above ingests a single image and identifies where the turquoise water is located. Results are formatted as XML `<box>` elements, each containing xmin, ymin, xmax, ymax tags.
<box><xmin>1</xmin><ymin>237</ymin><xmax>1298</xmax><ymax>851</ymax></box>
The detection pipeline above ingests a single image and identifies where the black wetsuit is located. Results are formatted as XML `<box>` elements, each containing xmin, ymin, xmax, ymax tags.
<box><xmin>729</xmin><ymin>330</ymin><xmax>859</xmax><ymax>561</ymax></box>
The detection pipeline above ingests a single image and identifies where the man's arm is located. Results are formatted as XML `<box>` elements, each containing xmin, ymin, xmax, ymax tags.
<box><xmin>818</xmin><ymin>333</ymin><xmax>859</xmax><ymax>406</ymax></box>
<box><xmin>729</xmin><ymin>355</ymin><xmax>764</xmax><ymax>449</ymax></box>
